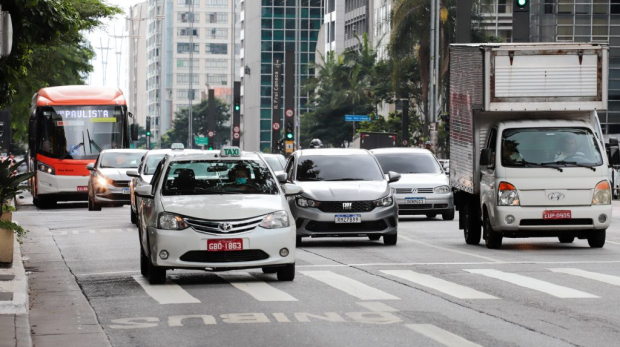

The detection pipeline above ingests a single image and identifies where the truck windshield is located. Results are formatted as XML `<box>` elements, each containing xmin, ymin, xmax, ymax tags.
<box><xmin>501</xmin><ymin>128</ymin><xmax>603</xmax><ymax>168</ymax></box>
<box><xmin>374</xmin><ymin>153</ymin><xmax>442</xmax><ymax>174</ymax></box>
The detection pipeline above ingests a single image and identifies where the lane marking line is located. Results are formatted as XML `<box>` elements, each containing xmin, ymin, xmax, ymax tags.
<box><xmin>381</xmin><ymin>270</ymin><xmax>498</xmax><ymax>300</ymax></box>
<box><xmin>78</xmin><ymin>270</ymin><xmax>140</xmax><ymax>276</ymax></box>
<box><xmin>464</xmin><ymin>269</ymin><xmax>598</xmax><ymax>299</ymax></box>
<box><xmin>132</xmin><ymin>275</ymin><xmax>201</xmax><ymax>304</ymax></box>
<box><xmin>301</xmin><ymin>271</ymin><xmax>400</xmax><ymax>301</ymax></box>
<box><xmin>405</xmin><ymin>324</ymin><xmax>483</xmax><ymax>347</ymax></box>
<box><xmin>605</xmin><ymin>240</ymin><xmax>620</xmax><ymax>245</ymax></box>
<box><xmin>356</xmin><ymin>302</ymin><xmax>399</xmax><ymax>312</ymax></box>
<box><xmin>549</xmin><ymin>268</ymin><xmax>620</xmax><ymax>287</ymax></box>
<box><xmin>218</xmin><ymin>273</ymin><xmax>298</xmax><ymax>302</ymax></box>
<box><xmin>398</xmin><ymin>234</ymin><xmax>504</xmax><ymax>263</ymax></box>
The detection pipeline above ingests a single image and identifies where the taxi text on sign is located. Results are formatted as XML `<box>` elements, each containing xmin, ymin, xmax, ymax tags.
<box><xmin>221</xmin><ymin>146</ymin><xmax>241</xmax><ymax>157</ymax></box>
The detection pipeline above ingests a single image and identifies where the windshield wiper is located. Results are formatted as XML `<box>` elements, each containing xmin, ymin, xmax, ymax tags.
<box><xmin>59</xmin><ymin>142</ymin><xmax>84</xmax><ymax>160</ymax></box>
<box><xmin>192</xmin><ymin>187</ymin><xmax>243</xmax><ymax>194</ymax></box>
<box><xmin>543</xmin><ymin>160</ymin><xmax>597</xmax><ymax>172</ymax></box>
<box><xmin>519</xmin><ymin>160</ymin><xmax>564</xmax><ymax>172</ymax></box>
<box><xmin>325</xmin><ymin>178</ymin><xmax>365</xmax><ymax>181</ymax></box>
<box><xmin>87</xmin><ymin>129</ymin><xmax>102</xmax><ymax>152</ymax></box>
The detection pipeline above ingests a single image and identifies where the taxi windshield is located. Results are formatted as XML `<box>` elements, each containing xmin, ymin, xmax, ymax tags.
<box><xmin>144</xmin><ymin>154</ymin><xmax>165</xmax><ymax>175</ymax></box>
<box><xmin>162</xmin><ymin>159</ymin><xmax>279</xmax><ymax>195</ymax></box>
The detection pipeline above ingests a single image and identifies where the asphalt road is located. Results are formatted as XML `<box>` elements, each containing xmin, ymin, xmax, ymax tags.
<box><xmin>15</xmin><ymin>198</ymin><xmax>620</xmax><ymax>347</ymax></box>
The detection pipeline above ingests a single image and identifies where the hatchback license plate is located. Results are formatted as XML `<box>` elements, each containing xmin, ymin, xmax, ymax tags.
<box><xmin>122</xmin><ymin>188</ymin><xmax>130</xmax><ymax>194</ymax></box>
<box><xmin>335</xmin><ymin>214</ymin><xmax>361</xmax><ymax>223</ymax></box>
<box><xmin>543</xmin><ymin>210</ymin><xmax>571</xmax><ymax>220</ymax></box>
<box><xmin>405</xmin><ymin>197</ymin><xmax>426</xmax><ymax>204</ymax></box>
<box><xmin>207</xmin><ymin>239</ymin><xmax>243</xmax><ymax>251</ymax></box>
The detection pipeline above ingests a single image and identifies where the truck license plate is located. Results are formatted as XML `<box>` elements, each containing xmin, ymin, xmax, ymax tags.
<box><xmin>207</xmin><ymin>239</ymin><xmax>243</xmax><ymax>251</ymax></box>
<box><xmin>405</xmin><ymin>197</ymin><xmax>426</xmax><ymax>204</ymax></box>
<box><xmin>335</xmin><ymin>214</ymin><xmax>361</xmax><ymax>223</ymax></box>
<box><xmin>543</xmin><ymin>210</ymin><xmax>571</xmax><ymax>220</ymax></box>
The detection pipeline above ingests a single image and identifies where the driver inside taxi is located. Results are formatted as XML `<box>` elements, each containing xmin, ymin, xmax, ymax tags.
<box><xmin>228</xmin><ymin>166</ymin><xmax>255</xmax><ymax>192</ymax></box>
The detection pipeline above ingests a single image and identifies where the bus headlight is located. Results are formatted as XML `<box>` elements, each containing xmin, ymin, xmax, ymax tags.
<box><xmin>37</xmin><ymin>162</ymin><xmax>55</xmax><ymax>175</ymax></box>
<box><xmin>593</xmin><ymin>180</ymin><xmax>611</xmax><ymax>205</ymax></box>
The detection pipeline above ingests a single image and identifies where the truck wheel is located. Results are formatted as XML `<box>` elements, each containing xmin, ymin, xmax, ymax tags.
<box><xmin>442</xmin><ymin>208</ymin><xmax>455</xmax><ymax>221</ymax></box>
<box><xmin>463</xmin><ymin>204</ymin><xmax>481</xmax><ymax>245</ymax></box>
<box><xmin>587</xmin><ymin>229</ymin><xmax>606</xmax><ymax>248</ymax></box>
<box><xmin>484</xmin><ymin>213</ymin><xmax>502</xmax><ymax>249</ymax></box>
<box><xmin>558</xmin><ymin>235</ymin><xmax>575</xmax><ymax>243</ymax></box>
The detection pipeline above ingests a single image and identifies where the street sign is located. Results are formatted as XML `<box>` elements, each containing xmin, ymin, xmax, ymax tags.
<box><xmin>402</xmin><ymin>139</ymin><xmax>408</xmax><ymax>146</ymax></box>
<box><xmin>285</xmin><ymin>108</ymin><xmax>294</xmax><ymax>118</ymax></box>
<box><xmin>233</xmin><ymin>126</ymin><xmax>240</xmax><ymax>133</ymax></box>
<box><xmin>208</xmin><ymin>131</ymin><xmax>215</xmax><ymax>138</ymax></box>
<box><xmin>285</xmin><ymin>141</ymin><xmax>294</xmax><ymax>154</ymax></box>
<box><xmin>233</xmin><ymin>132</ymin><xmax>240</xmax><ymax>139</ymax></box>
<box><xmin>345</xmin><ymin>115</ymin><xmax>371</xmax><ymax>122</ymax></box>
<box><xmin>273</xmin><ymin>123</ymin><xmax>280</xmax><ymax>131</ymax></box>
<box><xmin>195</xmin><ymin>136</ymin><xmax>209</xmax><ymax>146</ymax></box>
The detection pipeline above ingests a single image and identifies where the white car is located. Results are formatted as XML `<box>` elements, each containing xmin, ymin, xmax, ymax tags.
<box><xmin>134</xmin><ymin>147</ymin><xmax>303</xmax><ymax>284</ymax></box>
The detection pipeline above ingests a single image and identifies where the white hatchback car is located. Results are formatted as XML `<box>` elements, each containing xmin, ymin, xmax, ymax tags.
<box><xmin>135</xmin><ymin>147</ymin><xmax>303</xmax><ymax>284</ymax></box>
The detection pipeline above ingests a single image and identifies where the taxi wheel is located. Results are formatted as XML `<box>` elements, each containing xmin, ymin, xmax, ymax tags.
<box><xmin>368</xmin><ymin>235</ymin><xmax>381</xmax><ymax>241</ymax></box>
<box><xmin>442</xmin><ymin>208</ymin><xmax>455</xmax><ymax>221</ymax></box>
<box><xmin>296</xmin><ymin>236</ymin><xmax>302</xmax><ymax>247</ymax></box>
<box><xmin>383</xmin><ymin>233</ymin><xmax>397</xmax><ymax>245</ymax></box>
<box><xmin>140</xmin><ymin>245</ymin><xmax>149</xmax><ymax>277</ymax></box>
<box><xmin>558</xmin><ymin>235</ymin><xmax>575</xmax><ymax>243</ymax></box>
<box><xmin>277</xmin><ymin>263</ymin><xmax>295</xmax><ymax>281</ymax></box>
<box><xmin>484</xmin><ymin>213</ymin><xmax>502</xmax><ymax>249</ymax></box>
<box><xmin>587</xmin><ymin>229</ymin><xmax>606</xmax><ymax>248</ymax></box>
<box><xmin>148</xmin><ymin>260</ymin><xmax>167</xmax><ymax>285</ymax></box>
<box><xmin>426</xmin><ymin>214</ymin><xmax>437</xmax><ymax>219</ymax></box>
<box><xmin>262</xmin><ymin>267</ymin><xmax>278</xmax><ymax>274</ymax></box>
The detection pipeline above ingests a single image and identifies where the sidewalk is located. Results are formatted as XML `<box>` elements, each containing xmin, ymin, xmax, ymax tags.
<box><xmin>0</xmin><ymin>240</ymin><xmax>32</xmax><ymax>347</ymax></box>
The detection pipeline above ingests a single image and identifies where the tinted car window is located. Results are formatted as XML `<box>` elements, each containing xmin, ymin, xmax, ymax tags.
<box><xmin>264</xmin><ymin>156</ymin><xmax>284</xmax><ymax>171</ymax></box>
<box><xmin>296</xmin><ymin>155</ymin><xmax>384</xmax><ymax>181</ymax></box>
<box><xmin>99</xmin><ymin>152</ymin><xmax>143</xmax><ymax>168</ymax></box>
<box><xmin>374</xmin><ymin>153</ymin><xmax>442</xmax><ymax>174</ymax></box>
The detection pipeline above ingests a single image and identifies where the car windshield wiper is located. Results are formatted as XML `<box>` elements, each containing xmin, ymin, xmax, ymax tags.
<box><xmin>517</xmin><ymin>160</ymin><xmax>564</xmax><ymax>172</ymax></box>
<box><xmin>192</xmin><ymin>187</ymin><xmax>243</xmax><ymax>194</ymax></box>
<box><xmin>325</xmin><ymin>178</ymin><xmax>365</xmax><ymax>181</ymax></box>
<box><xmin>542</xmin><ymin>160</ymin><xmax>597</xmax><ymax>172</ymax></box>
<box><xmin>59</xmin><ymin>142</ymin><xmax>84</xmax><ymax>160</ymax></box>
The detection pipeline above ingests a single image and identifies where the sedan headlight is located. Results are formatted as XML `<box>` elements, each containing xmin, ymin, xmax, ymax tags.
<box><xmin>593</xmin><ymin>180</ymin><xmax>611</xmax><ymax>205</ymax></box>
<box><xmin>158</xmin><ymin>212</ymin><xmax>188</xmax><ymax>230</ymax></box>
<box><xmin>374</xmin><ymin>196</ymin><xmax>393</xmax><ymax>207</ymax></box>
<box><xmin>296</xmin><ymin>197</ymin><xmax>321</xmax><ymax>208</ymax></box>
<box><xmin>434</xmin><ymin>185</ymin><xmax>451</xmax><ymax>194</ymax></box>
<box><xmin>259</xmin><ymin>211</ymin><xmax>290</xmax><ymax>229</ymax></box>
<box><xmin>37</xmin><ymin>162</ymin><xmax>55</xmax><ymax>175</ymax></box>
<box><xmin>498</xmin><ymin>182</ymin><xmax>520</xmax><ymax>206</ymax></box>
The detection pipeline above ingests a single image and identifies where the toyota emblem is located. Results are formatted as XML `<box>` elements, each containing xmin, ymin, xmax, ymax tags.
<box><xmin>218</xmin><ymin>223</ymin><xmax>233</xmax><ymax>232</ymax></box>
<box><xmin>548</xmin><ymin>192</ymin><xmax>565</xmax><ymax>201</ymax></box>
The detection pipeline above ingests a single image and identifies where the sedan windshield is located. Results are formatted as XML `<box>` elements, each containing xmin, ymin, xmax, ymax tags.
<box><xmin>162</xmin><ymin>160</ymin><xmax>279</xmax><ymax>195</ymax></box>
<box><xmin>501</xmin><ymin>128</ymin><xmax>603</xmax><ymax>168</ymax></box>
<box><xmin>296</xmin><ymin>155</ymin><xmax>384</xmax><ymax>181</ymax></box>
<box><xmin>374</xmin><ymin>153</ymin><xmax>442</xmax><ymax>174</ymax></box>
<box><xmin>99</xmin><ymin>152</ymin><xmax>143</xmax><ymax>169</ymax></box>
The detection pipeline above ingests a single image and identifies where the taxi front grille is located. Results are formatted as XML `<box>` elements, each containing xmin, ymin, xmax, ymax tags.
<box><xmin>180</xmin><ymin>250</ymin><xmax>269</xmax><ymax>263</ymax></box>
<box><xmin>318</xmin><ymin>201</ymin><xmax>374</xmax><ymax>213</ymax></box>
<box><xmin>184</xmin><ymin>216</ymin><xmax>264</xmax><ymax>235</ymax></box>
<box><xmin>395</xmin><ymin>188</ymin><xmax>434</xmax><ymax>194</ymax></box>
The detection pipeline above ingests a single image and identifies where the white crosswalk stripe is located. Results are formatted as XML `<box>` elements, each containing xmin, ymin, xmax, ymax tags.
<box><xmin>549</xmin><ymin>268</ymin><xmax>620</xmax><ymax>287</ymax></box>
<box><xmin>218</xmin><ymin>273</ymin><xmax>298</xmax><ymax>302</ymax></box>
<box><xmin>301</xmin><ymin>271</ymin><xmax>400</xmax><ymax>300</ymax></box>
<box><xmin>132</xmin><ymin>275</ymin><xmax>200</xmax><ymax>304</ymax></box>
<box><xmin>381</xmin><ymin>270</ymin><xmax>498</xmax><ymax>300</ymax></box>
<box><xmin>405</xmin><ymin>324</ymin><xmax>483</xmax><ymax>347</ymax></box>
<box><xmin>50</xmin><ymin>227</ymin><xmax>136</xmax><ymax>236</ymax></box>
<box><xmin>464</xmin><ymin>269</ymin><xmax>599</xmax><ymax>298</ymax></box>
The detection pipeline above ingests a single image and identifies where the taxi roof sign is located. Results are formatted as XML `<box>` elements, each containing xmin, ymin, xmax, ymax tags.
<box><xmin>220</xmin><ymin>146</ymin><xmax>241</xmax><ymax>157</ymax></box>
<box><xmin>171</xmin><ymin>143</ymin><xmax>185</xmax><ymax>150</ymax></box>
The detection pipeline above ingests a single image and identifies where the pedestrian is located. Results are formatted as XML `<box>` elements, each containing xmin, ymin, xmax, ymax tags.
<box><xmin>425</xmin><ymin>141</ymin><xmax>435</xmax><ymax>155</ymax></box>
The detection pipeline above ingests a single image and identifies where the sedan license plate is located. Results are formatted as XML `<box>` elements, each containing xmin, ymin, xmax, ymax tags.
<box><xmin>122</xmin><ymin>188</ymin><xmax>130</xmax><ymax>194</ymax></box>
<box><xmin>335</xmin><ymin>214</ymin><xmax>361</xmax><ymax>223</ymax></box>
<box><xmin>543</xmin><ymin>210</ymin><xmax>572</xmax><ymax>220</ymax></box>
<box><xmin>77</xmin><ymin>186</ymin><xmax>88</xmax><ymax>192</ymax></box>
<box><xmin>207</xmin><ymin>239</ymin><xmax>243</xmax><ymax>252</ymax></box>
<box><xmin>405</xmin><ymin>197</ymin><xmax>426</xmax><ymax>204</ymax></box>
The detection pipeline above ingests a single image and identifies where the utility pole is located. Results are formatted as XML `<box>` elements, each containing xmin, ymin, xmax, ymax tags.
<box><xmin>428</xmin><ymin>0</ymin><xmax>436</xmax><ymax>143</ymax></box>
<box><xmin>229</xmin><ymin>0</ymin><xmax>237</xmax><ymax>147</ymax></box>
<box><xmin>110</xmin><ymin>27</ymin><xmax>126</xmax><ymax>87</ymax></box>
<box><xmin>187</xmin><ymin>0</ymin><xmax>195</xmax><ymax>149</ymax></box>
<box><xmin>94</xmin><ymin>38</ymin><xmax>111</xmax><ymax>85</ymax></box>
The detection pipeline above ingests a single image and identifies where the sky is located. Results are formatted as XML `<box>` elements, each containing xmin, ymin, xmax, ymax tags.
<box><xmin>86</xmin><ymin>0</ymin><xmax>145</xmax><ymax>95</ymax></box>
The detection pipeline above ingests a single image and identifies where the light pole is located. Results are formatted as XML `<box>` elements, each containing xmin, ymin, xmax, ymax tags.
<box><xmin>187</xmin><ymin>0</ymin><xmax>195</xmax><ymax>149</ymax></box>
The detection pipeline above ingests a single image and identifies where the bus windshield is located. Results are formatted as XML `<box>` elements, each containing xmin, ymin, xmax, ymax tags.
<box><xmin>37</xmin><ymin>106</ymin><xmax>126</xmax><ymax>160</ymax></box>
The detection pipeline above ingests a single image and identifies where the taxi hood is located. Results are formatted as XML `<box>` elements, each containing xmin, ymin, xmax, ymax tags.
<box><xmin>160</xmin><ymin>194</ymin><xmax>285</xmax><ymax>220</ymax></box>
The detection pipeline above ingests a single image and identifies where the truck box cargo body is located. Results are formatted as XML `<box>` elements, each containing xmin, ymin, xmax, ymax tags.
<box><xmin>351</xmin><ymin>132</ymin><xmax>397</xmax><ymax>150</ymax></box>
<box><xmin>449</xmin><ymin>43</ymin><xmax>616</xmax><ymax>249</ymax></box>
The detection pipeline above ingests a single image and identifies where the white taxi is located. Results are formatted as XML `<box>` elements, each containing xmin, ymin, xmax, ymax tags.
<box><xmin>135</xmin><ymin>147</ymin><xmax>303</xmax><ymax>284</ymax></box>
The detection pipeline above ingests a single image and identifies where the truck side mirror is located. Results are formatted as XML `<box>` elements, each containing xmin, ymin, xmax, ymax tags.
<box><xmin>131</xmin><ymin>124</ymin><xmax>139</xmax><ymax>142</ymax></box>
<box><xmin>480</xmin><ymin>148</ymin><xmax>493</xmax><ymax>168</ymax></box>
<box><xmin>610</xmin><ymin>146</ymin><xmax>620</xmax><ymax>165</ymax></box>
<box><xmin>610</xmin><ymin>137</ymin><xmax>619</xmax><ymax>146</ymax></box>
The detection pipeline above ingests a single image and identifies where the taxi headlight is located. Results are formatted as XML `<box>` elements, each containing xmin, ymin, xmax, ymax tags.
<box><xmin>259</xmin><ymin>211</ymin><xmax>289</xmax><ymax>229</ymax></box>
<box><xmin>296</xmin><ymin>197</ymin><xmax>321</xmax><ymax>208</ymax></box>
<box><xmin>434</xmin><ymin>185</ymin><xmax>451</xmax><ymax>194</ymax></box>
<box><xmin>373</xmin><ymin>196</ymin><xmax>393</xmax><ymax>207</ymax></box>
<box><xmin>158</xmin><ymin>213</ymin><xmax>188</xmax><ymax>230</ymax></box>
<box><xmin>593</xmin><ymin>180</ymin><xmax>611</xmax><ymax>205</ymax></box>
<box><xmin>37</xmin><ymin>162</ymin><xmax>55</xmax><ymax>175</ymax></box>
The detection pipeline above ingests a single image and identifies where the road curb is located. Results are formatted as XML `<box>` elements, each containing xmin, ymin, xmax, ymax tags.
<box><xmin>0</xmin><ymin>240</ymin><xmax>32</xmax><ymax>347</ymax></box>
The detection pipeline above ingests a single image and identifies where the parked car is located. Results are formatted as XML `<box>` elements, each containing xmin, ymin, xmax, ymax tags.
<box><xmin>86</xmin><ymin>149</ymin><xmax>146</xmax><ymax>211</ymax></box>
<box><xmin>286</xmin><ymin>148</ymin><xmax>400</xmax><ymax>245</ymax></box>
<box><xmin>371</xmin><ymin>148</ymin><xmax>454</xmax><ymax>220</ymax></box>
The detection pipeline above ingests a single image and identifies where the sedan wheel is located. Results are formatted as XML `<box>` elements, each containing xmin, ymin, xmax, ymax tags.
<box><xmin>277</xmin><ymin>263</ymin><xmax>295</xmax><ymax>281</ymax></box>
<box><xmin>383</xmin><ymin>233</ymin><xmax>397</xmax><ymax>245</ymax></box>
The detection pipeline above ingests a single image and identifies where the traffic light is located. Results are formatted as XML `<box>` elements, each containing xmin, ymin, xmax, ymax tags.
<box><xmin>515</xmin><ymin>0</ymin><xmax>528</xmax><ymax>9</ymax></box>
<box><xmin>146</xmin><ymin>120</ymin><xmax>151</xmax><ymax>137</ymax></box>
<box><xmin>234</xmin><ymin>97</ymin><xmax>240</xmax><ymax>112</ymax></box>
<box><xmin>285</xmin><ymin>121</ymin><xmax>294</xmax><ymax>140</ymax></box>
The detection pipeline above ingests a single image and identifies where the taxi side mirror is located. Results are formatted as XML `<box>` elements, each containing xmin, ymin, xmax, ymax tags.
<box><xmin>86</xmin><ymin>163</ymin><xmax>95</xmax><ymax>171</ymax></box>
<box><xmin>282</xmin><ymin>183</ymin><xmax>303</xmax><ymax>196</ymax></box>
<box><xmin>135</xmin><ymin>185</ymin><xmax>153</xmax><ymax>198</ymax></box>
<box><xmin>276</xmin><ymin>172</ymin><xmax>288</xmax><ymax>183</ymax></box>
<box><xmin>126</xmin><ymin>170</ymin><xmax>139</xmax><ymax>178</ymax></box>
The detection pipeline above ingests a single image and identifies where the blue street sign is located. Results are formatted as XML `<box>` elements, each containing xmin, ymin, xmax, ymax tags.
<box><xmin>345</xmin><ymin>115</ymin><xmax>371</xmax><ymax>122</ymax></box>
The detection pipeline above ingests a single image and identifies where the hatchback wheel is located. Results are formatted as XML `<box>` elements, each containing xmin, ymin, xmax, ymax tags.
<box><xmin>442</xmin><ymin>208</ymin><xmax>455</xmax><ymax>221</ymax></box>
<box><xmin>383</xmin><ymin>233</ymin><xmax>397</xmax><ymax>245</ymax></box>
<box><xmin>277</xmin><ymin>263</ymin><xmax>295</xmax><ymax>281</ymax></box>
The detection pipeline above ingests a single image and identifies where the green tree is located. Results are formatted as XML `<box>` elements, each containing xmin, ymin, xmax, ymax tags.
<box><xmin>160</xmin><ymin>99</ymin><xmax>231</xmax><ymax>149</ymax></box>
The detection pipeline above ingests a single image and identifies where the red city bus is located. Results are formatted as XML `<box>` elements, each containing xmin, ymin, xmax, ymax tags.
<box><xmin>28</xmin><ymin>86</ymin><xmax>138</xmax><ymax>208</ymax></box>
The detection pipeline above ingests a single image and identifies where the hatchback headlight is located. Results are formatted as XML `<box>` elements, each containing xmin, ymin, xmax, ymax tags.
<box><xmin>498</xmin><ymin>182</ymin><xmax>520</xmax><ymax>206</ymax></box>
<box><xmin>593</xmin><ymin>180</ymin><xmax>611</xmax><ymax>205</ymax></box>
<box><xmin>37</xmin><ymin>162</ymin><xmax>55</xmax><ymax>175</ymax></box>
<box><xmin>259</xmin><ymin>211</ymin><xmax>289</xmax><ymax>229</ymax></box>
<box><xmin>434</xmin><ymin>185</ymin><xmax>451</xmax><ymax>194</ymax></box>
<box><xmin>158</xmin><ymin>212</ymin><xmax>188</xmax><ymax>230</ymax></box>
<box><xmin>374</xmin><ymin>196</ymin><xmax>393</xmax><ymax>207</ymax></box>
<box><xmin>297</xmin><ymin>197</ymin><xmax>321</xmax><ymax>208</ymax></box>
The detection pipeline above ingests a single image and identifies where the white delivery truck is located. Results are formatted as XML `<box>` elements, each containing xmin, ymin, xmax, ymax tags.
<box><xmin>450</xmin><ymin>43</ymin><xmax>620</xmax><ymax>249</ymax></box>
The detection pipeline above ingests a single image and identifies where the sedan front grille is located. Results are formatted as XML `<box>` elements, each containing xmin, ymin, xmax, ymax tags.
<box><xmin>395</xmin><ymin>188</ymin><xmax>434</xmax><ymax>194</ymax></box>
<box><xmin>318</xmin><ymin>201</ymin><xmax>375</xmax><ymax>213</ymax></box>
<box><xmin>184</xmin><ymin>216</ymin><xmax>264</xmax><ymax>235</ymax></box>
<box><xmin>180</xmin><ymin>250</ymin><xmax>269</xmax><ymax>263</ymax></box>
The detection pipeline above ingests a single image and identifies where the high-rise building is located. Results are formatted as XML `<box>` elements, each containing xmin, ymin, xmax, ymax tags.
<box><xmin>480</xmin><ymin>0</ymin><xmax>514</xmax><ymax>42</ymax></box>
<box><xmin>324</xmin><ymin>0</ymin><xmax>372</xmax><ymax>55</ymax></box>
<box><xmin>145</xmin><ymin>0</ymin><xmax>240</xmax><ymax>146</ymax></box>
<box><xmin>373</xmin><ymin>0</ymin><xmax>391</xmax><ymax>60</ymax></box>
<box><xmin>128</xmin><ymin>2</ymin><xmax>148</xmax><ymax>128</ymax></box>
<box><xmin>240</xmin><ymin>0</ymin><xmax>323</xmax><ymax>152</ymax></box>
